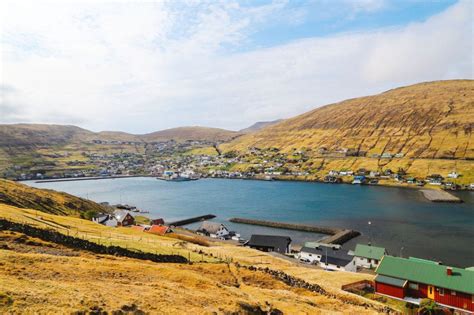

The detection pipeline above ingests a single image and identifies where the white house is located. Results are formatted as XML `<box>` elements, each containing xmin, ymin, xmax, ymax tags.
<box><xmin>353</xmin><ymin>244</ymin><xmax>386</xmax><ymax>269</ymax></box>
<box><xmin>197</xmin><ymin>221</ymin><xmax>229</xmax><ymax>238</ymax></box>
<box><xmin>447</xmin><ymin>171</ymin><xmax>460</xmax><ymax>179</ymax></box>
<box><xmin>298</xmin><ymin>246</ymin><xmax>322</xmax><ymax>263</ymax></box>
<box><xmin>298</xmin><ymin>245</ymin><xmax>356</xmax><ymax>272</ymax></box>
<box><xmin>319</xmin><ymin>248</ymin><xmax>357</xmax><ymax>272</ymax></box>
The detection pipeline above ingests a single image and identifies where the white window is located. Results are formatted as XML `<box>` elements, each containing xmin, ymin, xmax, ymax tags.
<box><xmin>439</xmin><ymin>288</ymin><xmax>444</xmax><ymax>296</ymax></box>
<box><xmin>408</xmin><ymin>283</ymin><xmax>419</xmax><ymax>290</ymax></box>
<box><xmin>451</xmin><ymin>290</ymin><xmax>456</xmax><ymax>296</ymax></box>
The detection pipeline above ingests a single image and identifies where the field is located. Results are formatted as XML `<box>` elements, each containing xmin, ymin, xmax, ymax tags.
<box><xmin>0</xmin><ymin>204</ymin><xmax>398</xmax><ymax>314</ymax></box>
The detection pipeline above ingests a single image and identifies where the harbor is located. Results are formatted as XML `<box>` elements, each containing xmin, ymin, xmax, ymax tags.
<box><xmin>229</xmin><ymin>217</ymin><xmax>360</xmax><ymax>245</ymax></box>
<box><xmin>28</xmin><ymin>177</ymin><xmax>474</xmax><ymax>267</ymax></box>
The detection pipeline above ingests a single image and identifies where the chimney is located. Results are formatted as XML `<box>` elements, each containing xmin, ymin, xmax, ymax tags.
<box><xmin>446</xmin><ymin>267</ymin><xmax>453</xmax><ymax>276</ymax></box>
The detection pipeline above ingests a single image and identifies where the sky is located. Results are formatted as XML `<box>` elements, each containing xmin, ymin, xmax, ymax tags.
<box><xmin>0</xmin><ymin>0</ymin><xmax>472</xmax><ymax>134</ymax></box>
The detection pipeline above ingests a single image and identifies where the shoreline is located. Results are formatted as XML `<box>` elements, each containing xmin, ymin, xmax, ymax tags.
<box><xmin>27</xmin><ymin>174</ymin><xmax>471</xmax><ymax>196</ymax></box>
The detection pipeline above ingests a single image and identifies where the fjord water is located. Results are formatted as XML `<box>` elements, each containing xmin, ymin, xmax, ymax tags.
<box><xmin>29</xmin><ymin>177</ymin><xmax>474</xmax><ymax>267</ymax></box>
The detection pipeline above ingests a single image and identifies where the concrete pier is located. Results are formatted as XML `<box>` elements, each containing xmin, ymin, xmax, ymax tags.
<box><xmin>167</xmin><ymin>214</ymin><xmax>216</xmax><ymax>226</ymax></box>
<box><xmin>420</xmin><ymin>189</ymin><xmax>462</xmax><ymax>203</ymax></box>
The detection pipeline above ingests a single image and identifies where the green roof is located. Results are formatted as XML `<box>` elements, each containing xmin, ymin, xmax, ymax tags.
<box><xmin>375</xmin><ymin>275</ymin><xmax>407</xmax><ymax>288</ymax></box>
<box><xmin>354</xmin><ymin>244</ymin><xmax>386</xmax><ymax>260</ymax></box>
<box><xmin>376</xmin><ymin>256</ymin><xmax>474</xmax><ymax>294</ymax></box>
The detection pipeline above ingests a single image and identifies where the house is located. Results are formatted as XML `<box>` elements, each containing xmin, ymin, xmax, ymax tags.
<box><xmin>375</xmin><ymin>256</ymin><xmax>474</xmax><ymax>314</ymax></box>
<box><xmin>92</xmin><ymin>213</ymin><xmax>118</xmax><ymax>227</ymax></box>
<box><xmin>148</xmin><ymin>225</ymin><xmax>170</xmax><ymax>236</ymax></box>
<box><xmin>448</xmin><ymin>171</ymin><xmax>460</xmax><ymax>179</ymax></box>
<box><xmin>151</xmin><ymin>218</ymin><xmax>165</xmax><ymax>225</ymax></box>
<box><xmin>196</xmin><ymin>221</ymin><xmax>229</xmax><ymax>238</ymax></box>
<box><xmin>298</xmin><ymin>242</ymin><xmax>341</xmax><ymax>263</ymax></box>
<box><xmin>246</xmin><ymin>234</ymin><xmax>291</xmax><ymax>254</ymax></box>
<box><xmin>318</xmin><ymin>247</ymin><xmax>356</xmax><ymax>272</ymax></box>
<box><xmin>298</xmin><ymin>246</ymin><xmax>323</xmax><ymax>263</ymax></box>
<box><xmin>113</xmin><ymin>210</ymin><xmax>135</xmax><ymax>227</ymax></box>
<box><xmin>353</xmin><ymin>244</ymin><xmax>386</xmax><ymax>269</ymax></box>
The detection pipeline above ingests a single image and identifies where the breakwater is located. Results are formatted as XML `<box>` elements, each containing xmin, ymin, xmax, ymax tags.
<box><xmin>167</xmin><ymin>214</ymin><xmax>216</xmax><ymax>226</ymax></box>
<box><xmin>0</xmin><ymin>219</ymin><xmax>188</xmax><ymax>263</ymax></box>
<box><xmin>229</xmin><ymin>218</ymin><xmax>360</xmax><ymax>244</ymax></box>
<box><xmin>34</xmin><ymin>175</ymin><xmax>149</xmax><ymax>183</ymax></box>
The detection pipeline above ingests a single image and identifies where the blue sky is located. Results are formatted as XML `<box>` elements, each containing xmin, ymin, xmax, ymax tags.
<box><xmin>0</xmin><ymin>0</ymin><xmax>472</xmax><ymax>133</ymax></box>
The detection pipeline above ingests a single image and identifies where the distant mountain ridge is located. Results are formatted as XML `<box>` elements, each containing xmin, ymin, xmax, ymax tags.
<box><xmin>239</xmin><ymin>119</ymin><xmax>283</xmax><ymax>133</ymax></box>
<box><xmin>0</xmin><ymin>124</ymin><xmax>241</xmax><ymax>145</ymax></box>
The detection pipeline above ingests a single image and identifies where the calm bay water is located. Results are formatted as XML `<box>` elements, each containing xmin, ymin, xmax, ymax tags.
<box><xmin>28</xmin><ymin>177</ymin><xmax>474</xmax><ymax>267</ymax></box>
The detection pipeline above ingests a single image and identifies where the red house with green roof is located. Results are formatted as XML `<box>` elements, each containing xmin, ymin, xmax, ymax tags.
<box><xmin>375</xmin><ymin>256</ymin><xmax>474</xmax><ymax>314</ymax></box>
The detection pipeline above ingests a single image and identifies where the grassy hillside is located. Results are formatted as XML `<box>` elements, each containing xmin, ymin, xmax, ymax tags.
<box><xmin>0</xmin><ymin>179</ymin><xmax>108</xmax><ymax>216</ymax></box>
<box><xmin>0</xmin><ymin>204</ymin><xmax>395</xmax><ymax>314</ymax></box>
<box><xmin>142</xmin><ymin>126</ymin><xmax>242</xmax><ymax>142</ymax></box>
<box><xmin>222</xmin><ymin>80</ymin><xmax>474</xmax><ymax>183</ymax></box>
<box><xmin>0</xmin><ymin>124</ymin><xmax>93</xmax><ymax>146</ymax></box>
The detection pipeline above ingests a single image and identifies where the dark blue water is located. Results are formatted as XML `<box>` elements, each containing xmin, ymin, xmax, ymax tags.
<box><xmin>28</xmin><ymin>178</ymin><xmax>474</xmax><ymax>267</ymax></box>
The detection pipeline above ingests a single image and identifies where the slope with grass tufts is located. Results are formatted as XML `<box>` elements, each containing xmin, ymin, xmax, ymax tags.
<box><xmin>0</xmin><ymin>179</ymin><xmax>108</xmax><ymax>216</ymax></box>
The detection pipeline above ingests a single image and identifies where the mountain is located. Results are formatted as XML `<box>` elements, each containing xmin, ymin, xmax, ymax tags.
<box><xmin>0</xmin><ymin>124</ymin><xmax>240</xmax><ymax>145</ymax></box>
<box><xmin>222</xmin><ymin>80</ymin><xmax>474</xmax><ymax>183</ymax></box>
<box><xmin>225</xmin><ymin>80</ymin><xmax>474</xmax><ymax>159</ymax></box>
<box><xmin>0</xmin><ymin>124</ymin><xmax>93</xmax><ymax>146</ymax></box>
<box><xmin>142</xmin><ymin>126</ymin><xmax>241</xmax><ymax>142</ymax></box>
<box><xmin>239</xmin><ymin>119</ymin><xmax>284</xmax><ymax>134</ymax></box>
<box><xmin>0</xmin><ymin>179</ymin><xmax>108</xmax><ymax>216</ymax></box>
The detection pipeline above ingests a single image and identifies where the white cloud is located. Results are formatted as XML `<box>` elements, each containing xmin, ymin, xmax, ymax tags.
<box><xmin>0</xmin><ymin>0</ymin><xmax>472</xmax><ymax>133</ymax></box>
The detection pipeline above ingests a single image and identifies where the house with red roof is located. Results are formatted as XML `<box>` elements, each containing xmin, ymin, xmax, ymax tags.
<box><xmin>148</xmin><ymin>225</ymin><xmax>171</xmax><ymax>236</ymax></box>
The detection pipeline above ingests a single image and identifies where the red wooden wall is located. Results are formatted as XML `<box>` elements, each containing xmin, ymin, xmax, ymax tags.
<box><xmin>375</xmin><ymin>282</ymin><xmax>405</xmax><ymax>299</ymax></box>
<box><xmin>435</xmin><ymin>289</ymin><xmax>473</xmax><ymax>312</ymax></box>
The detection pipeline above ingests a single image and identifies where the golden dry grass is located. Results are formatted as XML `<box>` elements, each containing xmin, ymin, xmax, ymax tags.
<box><xmin>0</xmin><ymin>179</ymin><xmax>107</xmax><ymax>216</ymax></box>
<box><xmin>0</xmin><ymin>204</ymin><xmax>393</xmax><ymax>314</ymax></box>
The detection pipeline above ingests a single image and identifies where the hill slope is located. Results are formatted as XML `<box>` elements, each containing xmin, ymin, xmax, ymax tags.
<box><xmin>0</xmin><ymin>124</ymin><xmax>93</xmax><ymax>146</ymax></box>
<box><xmin>225</xmin><ymin>80</ymin><xmax>474</xmax><ymax>159</ymax></box>
<box><xmin>0</xmin><ymin>179</ymin><xmax>108</xmax><ymax>216</ymax></box>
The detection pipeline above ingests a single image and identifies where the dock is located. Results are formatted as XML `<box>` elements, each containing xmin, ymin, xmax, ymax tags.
<box><xmin>319</xmin><ymin>229</ymin><xmax>361</xmax><ymax>245</ymax></box>
<box><xmin>167</xmin><ymin>214</ymin><xmax>216</xmax><ymax>226</ymax></box>
<box><xmin>420</xmin><ymin>189</ymin><xmax>462</xmax><ymax>203</ymax></box>
<box><xmin>229</xmin><ymin>218</ymin><xmax>360</xmax><ymax>245</ymax></box>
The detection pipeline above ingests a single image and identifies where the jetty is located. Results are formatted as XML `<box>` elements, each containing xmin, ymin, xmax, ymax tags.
<box><xmin>167</xmin><ymin>214</ymin><xmax>216</xmax><ymax>226</ymax></box>
<box><xmin>420</xmin><ymin>189</ymin><xmax>462</xmax><ymax>203</ymax></box>
<box><xmin>229</xmin><ymin>218</ymin><xmax>360</xmax><ymax>245</ymax></box>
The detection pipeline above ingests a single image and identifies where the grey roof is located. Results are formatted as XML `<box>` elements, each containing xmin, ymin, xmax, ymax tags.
<box><xmin>300</xmin><ymin>246</ymin><xmax>322</xmax><ymax>254</ymax></box>
<box><xmin>301</xmin><ymin>246</ymin><xmax>353</xmax><ymax>266</ymax></box>
<box><xmin>113</xmin><ymin>210</ymin><xmax>133</xmax><ymax>222</ymax></box>
<box><xmin>375</xmin><ymin>275</ymin><xmax>407</xmax><ymax>288</ymax></box>
<box><xmin>198</xmin><ymin>221</ymin><xmax>227</xmax><ymax>234</ymax></box>
<box><xmin>248</xmin><ymin>234</ymin><xmax>291</xmax><ymax>252</ymax></box>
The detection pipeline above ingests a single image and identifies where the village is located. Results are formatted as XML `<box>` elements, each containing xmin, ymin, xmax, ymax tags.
<box><xmin>90</xmin><ymin>205</ymin><xmax>474</xmax><ymax>315</ymax></box>
<box><xmin>6</xmin><ymin>141</ymin><xmax>474</xmax><ymax>192</ymax></box>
